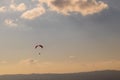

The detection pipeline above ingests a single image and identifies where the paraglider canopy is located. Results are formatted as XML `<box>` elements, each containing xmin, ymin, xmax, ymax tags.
<box><xmin>35</xmin><ymin>45</ymin><xmax>43</xmax><ymax>49</ymax></box>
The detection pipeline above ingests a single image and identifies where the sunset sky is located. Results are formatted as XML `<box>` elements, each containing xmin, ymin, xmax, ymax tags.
<box><xmin>0</xmin><ymin>0</ymin><xmax>120</xmax><ymax>74</ymax></box>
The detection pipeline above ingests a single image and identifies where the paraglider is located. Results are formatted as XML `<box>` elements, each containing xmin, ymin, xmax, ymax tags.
<box><xmin>35</xmin><ymin>44</ymin><xmax>44</xmax><ymax>55</ymax></box>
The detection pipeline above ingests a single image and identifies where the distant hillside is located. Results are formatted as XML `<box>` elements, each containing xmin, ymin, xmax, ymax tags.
<box><xmin>0</xmin><ymin>70</ymin><xmax>120</xmax><ymax>80</ymax></box>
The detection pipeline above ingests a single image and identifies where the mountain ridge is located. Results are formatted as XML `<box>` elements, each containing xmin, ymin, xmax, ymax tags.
<box><xmin>0</xmin><ymin>70</ymin><xmax>120</xmax><ymax>80</ymax></box>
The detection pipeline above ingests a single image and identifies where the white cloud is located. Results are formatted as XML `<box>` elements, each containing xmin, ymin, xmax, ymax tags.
<box><xmin>21</xmin><ymin>6</ymin><xmax>45</xmax><ymax>20</ymax></box>
<box><xmin>4</xmin><ymin>19</ymin><xmax>18</xmax><ymax>27</ymax></box>
<box><xmin>0</xmin><ymin>6</ymin><xmax>6</xmax><ymax>12</ymax></box>
<box><xmin>39</xmin><ymin>0</ymin><xmax>108</xmax><ymax>15</ymax></box>
<box><xmin>10</xmin><ymin>3</ymin><xmax>27</xmax><ymax>12</ymax></box>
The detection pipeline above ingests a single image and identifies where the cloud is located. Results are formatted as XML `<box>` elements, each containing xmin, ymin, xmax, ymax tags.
<box><xmin>19</xmin><ymin>58</ymin><xmax>38</xmax><ymax>65</ymax></box>
<box><xmin>39</xmin><ymin>0</ymin><xmax>108</xmax><ymax>15</ymax></box>
<box><xmin>4</xmin><ymin>19</ymin><xmax>18</xmax><ymax>27</ymax></box>
<box><xmin>69</xmin><ymin>56</ymin><xmax>76</xmax><ymax>59</ymax></box>
<box><xmin>94</xmin><ymin>60</ymin><xmax>120</xmax><ymax>67</ymax></box>
<box><xmin>19</xmin><ymin>58</ymin><xmax>53</xmax><ymax>66</ymax></box>
<box><xmin>32</xmin><ymin>0</ymin><xmax>37</xmax><ymax>2</ymax></box>
<box><xmin>0</xmin><ymin>6</ymin><xmax>6</xmax><ymax>12</ymax></box>
<box><xmin>0</xmin><ymin>60</ymin><xmax>7</xmax><ymax>64</ymax></box>
<box><xmin>21</xmin><ymin>5</ymin><xmax>45</xmax><ymax>20</ymax></box>
<box><xmin>0</xmin><ymin>0</ymin><xmax>109</xmax><ymax>22</ymax></box>
<box><xmin>80</xmin><ymin>60</ymin><xmax>120</xmax><ymax>70</ymax></box>
<box><xmin>10</xmin><ymin>3</ymin><xmax>27</xmax><ymax>12</ymax></box>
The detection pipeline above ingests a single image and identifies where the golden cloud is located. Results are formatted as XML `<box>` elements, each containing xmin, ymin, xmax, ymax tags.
<box><xmin>0</xmin><ymin>6</ymin><xmax>6</xmax><ymax>12</ymax></box>
<box><xmin>21</xmin><ymin>6</ymin><xmax>45</xmax><ymax>20</ymax></box>
<box><xmin>4</xmin><ymin>19</ymin><xmax>18</xmax><ymax>27</ymax></box>
<box><xmin>10</xmin><ymin>3</ymin><xmax>27</xmax><ymax>12</ymax></box>
<box><xmin>39</xmin><ymin>0</ymin><xmax>108</xmax><ymax>15</ymax></box>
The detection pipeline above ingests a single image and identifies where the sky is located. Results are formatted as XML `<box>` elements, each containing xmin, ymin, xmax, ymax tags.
<box><xmin>0</xmin><ymin>0</ymin><xmax>120</xmax><ymax>74</ymax></box>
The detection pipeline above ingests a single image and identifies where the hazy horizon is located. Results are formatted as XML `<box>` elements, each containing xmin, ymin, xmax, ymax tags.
<box><xmin>0</xmin><ymin>70</ymin><xmax>120</xmax><ymax>75</ymax></box>
<box><xmin>0</xmin><ymin>0</ymin><xmax>120</xmax><ymax>74</ymax></box>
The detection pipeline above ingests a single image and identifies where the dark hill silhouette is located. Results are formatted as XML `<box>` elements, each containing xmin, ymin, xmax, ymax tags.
<box><xmin>0</xmin><ymin>70</ymin><xmax>120</xmax><ymax>80</ymax></box>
